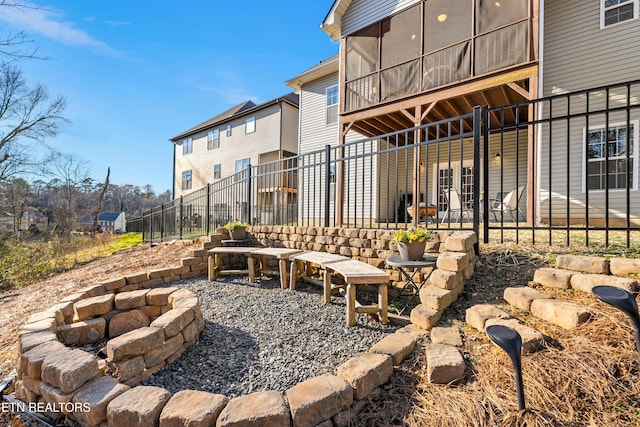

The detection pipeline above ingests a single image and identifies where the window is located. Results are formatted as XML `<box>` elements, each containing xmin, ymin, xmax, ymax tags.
<box><xmin>213</xmin><ymin>164</ymin><xmax>221</xmax><ymax>179</ymax></box>
<box><xmin>585</xmin><ymin>121</ymin><xmax>638</xmax><ymax>191</ymax></box>
<box><xmin>182</xmin><ymin>137</ymin><xmax>192</xmax><ymax>155</ymax></box>
<box><xmin>235</xmin><ymin>158</ymin><xmax>250</xmax><ymax>172</ymax></box>
<box><xmin>207</xmin><ymin>129</ymin><xmax>219</xmax><ymax>150</ymax></box>
<box><xmin>326</xmin><ymin>85</ymin><xmax>339</xmax><ymax>124</ymax></box>
<box><xmin>234</xmin><ymin>158</ymin><xmax>250</xmax><ymax>182</ymax></box>
<box><xmin>226</xmin><ymin>124</ymin><xmax>232</xmax><ymax>137</ymax></box>
<box><xmin>181</xmin><ymin>170</ymin><xmax>192</xmax><ymax>190</ymax></box>
<box><xmin>245</xmin><ymin>117</ymin><xmax>255</xmax><ymax>134</ymax></box>
<box><xmin>601</xmin><ymin>0</ymin><xmax>638</xmax><ymax>27</ymax></box>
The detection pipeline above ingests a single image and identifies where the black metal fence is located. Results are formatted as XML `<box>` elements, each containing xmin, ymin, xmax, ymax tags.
<box><xmin>483</xmin><ymin>79</ymin><xmax>640</xmax><ymax>248</ymax></box>
<box><xmin>128</xmin><ymin>80</ymin><xmax>640</xmax><ymax>249</ymax></box>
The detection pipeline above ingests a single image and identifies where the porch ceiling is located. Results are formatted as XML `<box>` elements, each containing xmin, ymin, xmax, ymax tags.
<box><xmin>341</xmin><ymin>66</ymin><xmax>537</xmax><ymax>144</ymax></box>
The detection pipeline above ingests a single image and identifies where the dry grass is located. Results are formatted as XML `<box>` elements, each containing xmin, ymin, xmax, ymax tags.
<box><xmin>353</xmin><ymin>243</ymin><xmax>640</xmax><ymax>427</ymax></box>
<box><xmin>3</xmin><ymin>237</ymin><xmax>640</xmax><ymax>426</ymax></box>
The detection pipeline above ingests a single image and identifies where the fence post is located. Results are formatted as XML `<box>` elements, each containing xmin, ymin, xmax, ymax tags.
<box><xmin>160</xmin><ymin>204</ymin><xmax>164</xmax><ymax>243</ymax></box>
<box><xmin>247</xmin><ymin>165</ymin><xmax>252</xmax><ymax>225</ymax></box>
<box><xmin>473</xmin><ymin>106</ymin><xmax>482</xmax><ymax>255</ymax></box>
<box><xmin>324</xmin><ymin>144</ymin><xmax>331</xmax><ymax>227</ymax></box>
<box><xmin>179</xmin><ymin>196</ymin><xmax>183</xmax><ymax>240</ymax></box>
<box><xmin>205</xmin><ymin>183</ymin><xmax>211</xmax><ymax>236</ymax></box>
<box><xmin>482</xmin><ymin>106</ymin><xmax>490</xmax><ymax>245</ymax></box>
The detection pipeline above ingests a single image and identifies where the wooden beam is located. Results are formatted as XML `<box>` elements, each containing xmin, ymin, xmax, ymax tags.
<box><xmin>421</xmin><ymin>101</ymin><xmax>438</xmax><ymax>121</ymax></box>
<box><xmin>340</xmin><ymin>64</ymin><xmax>539</xmax><ymax>124</ymax></box>
<box><xmin>507</xmin><ymin>82</ymin><xmax>531</xmax><ymax>100</ymax></box>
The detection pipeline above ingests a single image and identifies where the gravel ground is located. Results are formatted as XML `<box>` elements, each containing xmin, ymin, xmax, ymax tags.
<box><xmin>140</xmin><ymin>276</ymin><xmax>398</xmax><ymax>397</ymax></box>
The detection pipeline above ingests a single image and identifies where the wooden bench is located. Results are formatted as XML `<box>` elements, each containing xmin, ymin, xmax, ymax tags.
<box><xmin>250</xmin><ymin>247</ymin><xmax>303</xmax><ymax>289</ymax></box>
<box><xmin>208</xmin><ymin>247</ymin><xmax>259</xmax><ymax>282</ymax></box>
<box><xmin>208</xmin><ymin>247</ymin><xmax>303</xmax><ymax>288</ymax></box>
<box><xmin>289</xmin><ymin>251</ymin><xmax>389</xmax><ymax>326</ymax></box>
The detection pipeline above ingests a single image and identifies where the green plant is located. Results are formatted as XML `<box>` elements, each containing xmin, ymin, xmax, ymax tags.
<box><xmin>223</xmin><ymin>220</ymin><xmax>250</xmax><ymax>231</ymax></box>
<box><xmin>393</xmin><ymin>227</ymin><xmax>431</xmax><ymax>243</ymax></box>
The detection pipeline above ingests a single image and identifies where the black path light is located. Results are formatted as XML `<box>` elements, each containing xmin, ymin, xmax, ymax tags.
<box><xmin>592</xmin><ymin>285</ymin><xmax>640</xmax><ymax>356</ymax></box>
<box><xmin>485</xmin><ymin>324</ymin><xmax>526</xmax><ymax>410</ymax></box>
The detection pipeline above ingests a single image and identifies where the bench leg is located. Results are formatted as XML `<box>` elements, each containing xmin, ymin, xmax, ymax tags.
<box><xmin>259</xmin><ymin>255</ymin><xmax>267</xmax><ymax>278</ymax></box>
<box><xmin>208</xmin><ymin>254</ymin><xmax>215</xmax><ymax>281</ymax></box>
<box><xmin>289</xmin><ymin>260</ymin><xmax>301</xmax><ymax>290</ymax></box>
<box><xmin>323</xmin><ymin>270</ymin><xmax>332</xmax><ymax>304</ymax></box>
<box><xmin>346</xmin><ymin>284</ymin><xmax>356</xmax><ymax>326</ymax></box>
<box><xmin>248</xmin><ymin>255</ymin><xmax>255</xmax><ymax>283</ymax></box>
<box><xmin>378</xmin><ymin>284</ymin><xmax>388</xmax><ymax>325</ymax></box>
<box><xmin>279</xmin><ymin>259</ymin><xmax>288</xmax><ymax>289</ymax></box>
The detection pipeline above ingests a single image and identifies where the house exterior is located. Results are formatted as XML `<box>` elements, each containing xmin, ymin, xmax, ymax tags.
<box><xmin>169</xmin><ymin>93</ymin><xmax>299</xmax><ymax>226</ymax></box>
<box><xmin>300</xmin><ymin>0</ymin><xmax>640</xmax><ymax>226</ymax></box>
<box><xmin>79</xmin><ymin>212</ymin><xmax>126</xmax><ymax>233</ymax></box>
<box><xmin>170</xmin><ymin>93</ymin><xmax>299</xmax><ymax>199</ymax></box>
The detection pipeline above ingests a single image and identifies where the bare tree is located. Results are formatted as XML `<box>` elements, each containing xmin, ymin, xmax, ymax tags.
<box><xmin>92</xmin><ymin>167</ymin><xmax>109</xmax><ymax>233</ymax></box>
<box><xmin>0</xmin><ymin>177</ymin><xmax>30</xmax><ymax>231</ymax></box>
<box><xmin>0</xmin><ymin>65</ymin><xmax>67</xmax><ymax>170</ymax></box>
<box><xmin>0</xmin><ymin>0</ymin><xmax>44</xmax><ymax>61</ymax></box>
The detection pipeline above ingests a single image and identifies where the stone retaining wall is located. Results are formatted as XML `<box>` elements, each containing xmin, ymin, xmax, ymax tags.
<box><xmin>13</xmin><ymin>228</ymin><xmax>478</xmax><ymax>426</ymax></box>
<box><xmin>14</xmin><ymin>257</ymin><xmax>208</xmax><ymax>426</ymax></box>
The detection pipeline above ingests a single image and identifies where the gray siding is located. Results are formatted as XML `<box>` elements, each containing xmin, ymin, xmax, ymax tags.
<box><xmin>299</xmin><ymin>73</ymin><xmax>339</xmax><ymax>154</ymax></box>
<box><xmin>544</xmin><ymin>0</ymin><xmax>640</xmax><ymax>94</ymax></box>
<box><xmin>541</xmin><ymin>0</ymin><xmax>640</xmax><ymax>222</ymax></box>
<box><xmin>342</xmin><ymin>0</ymin><xmax>420</xmax><ymax>36</ymax></box>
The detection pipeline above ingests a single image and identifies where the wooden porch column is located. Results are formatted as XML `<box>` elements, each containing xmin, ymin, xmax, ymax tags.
<box><xmin>412</xmin><ymin>107</ymin><xmax>422</xmax><ymax>227</ymax></box>
<box><xmin>527</xmin><ymin>74</ymin><xmax>538</xmax><ymax>227</ymax></box>
<box><xmin>335</xmin><ymin>123</ymin><xmax>348</xmax><ymax>227</ymax></box>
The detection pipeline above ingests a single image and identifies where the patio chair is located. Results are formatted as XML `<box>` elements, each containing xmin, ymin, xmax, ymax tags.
<box><xmin>489</xmin><ymin>186</ymin><xmax>525</xmax><ymax>221</ymax></box>
<box><xmin>441</xmin><ymin>188</ymin><xmax>472</xmax><ymax>223</ymax></box>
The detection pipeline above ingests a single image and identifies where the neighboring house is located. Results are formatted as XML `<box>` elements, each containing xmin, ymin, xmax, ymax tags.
<box><xmin>21</xmin><ymin>209</ymin><xmax>47</xmax><ymax>232</ymax></box>
<box><xmin>302</xmin><ymin>0</ymin><xmax>640</xmax><ymax>226</ymax></box>
<box><xmin>169</xmin><ymin>93</ymin><xmax>299</xmax><ymax>224</ymax></box>
<box><xmin>79</xmin><ymin>212</ymin><xmax>126</xmax><ymax>233</ymax></box>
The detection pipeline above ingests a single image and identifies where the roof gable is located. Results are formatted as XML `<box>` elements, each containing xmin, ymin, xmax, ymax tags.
<box><xmin>170</xmin><ymin>93</ymin><xmax>298</xmax><ymax>142</ymax></box>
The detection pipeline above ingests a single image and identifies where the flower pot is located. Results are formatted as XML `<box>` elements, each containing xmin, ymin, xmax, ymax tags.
<box><xmin>397</xmin><ymin>241</ymin><xmax>426</xmax><ymax>261</ymax></box>
<box><xmin>228</xmin><ymin>228</ymin><xmax>247</xmax><ymax>240</ymax></box>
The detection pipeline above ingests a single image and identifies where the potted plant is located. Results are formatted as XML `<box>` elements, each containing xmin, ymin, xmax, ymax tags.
<box><xmin>223</xmin><ymin>220</ymin><xmax>250</xmax><ymax>240</ymax></box>
<box><xmin>393</xmin><ymin>227</ymin><xmax>431</xmax><ymax>261</ymax></box>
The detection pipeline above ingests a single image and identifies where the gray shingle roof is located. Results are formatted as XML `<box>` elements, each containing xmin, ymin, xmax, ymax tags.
<box><xmin>170</xmin><ymin>93</ymin><xmax>299</xmax><ymax>142</ymax></box>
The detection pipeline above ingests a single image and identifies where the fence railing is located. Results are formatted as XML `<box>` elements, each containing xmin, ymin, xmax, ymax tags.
<box><xmin>128</xmin><ymin>79</ymin><xmax>640</xmax><ymax>249</ymax></box>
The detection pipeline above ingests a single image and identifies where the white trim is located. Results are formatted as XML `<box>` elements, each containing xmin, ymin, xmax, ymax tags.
<box><xmin>582</xmin><ymin>119</ymin><xmax>639</xmax><ymax>192</ymax></box>
<box><xmin>536</xmin><ymin>0</ymin><xmax>545</xmax><ymax>227</ymax></box>
<box><xmin>600</xmin><ymin>0</ymin><xmax>639</xmax><ymax>29</ymax></box>
<box><xmin>326</xmin><ymin>84</ymin><xmax>339</xmax><ymax>125</ymax></box>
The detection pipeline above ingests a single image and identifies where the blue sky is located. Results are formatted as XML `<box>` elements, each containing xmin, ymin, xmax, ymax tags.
<box><xmin>0</xmin><ymin>1</ymin><xmax>338</xmax><ymax>194</ymax></box>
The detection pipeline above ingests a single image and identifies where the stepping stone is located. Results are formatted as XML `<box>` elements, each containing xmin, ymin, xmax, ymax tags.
<box><xmin>570</xmin><ymin>273</ymin><xmax>638</xmax><ymax>294</ymax></box>
<box><xmin>530</xmin><ymin>299</ymin><xmax>591</xmax><ymax>329</ymax></box>
<box><xmin>465</xmin><ymin>304</ymin><xmax>512</xmax><ymax>331</ymax></box>
<box><xmin>610</xmin><ymin>258</ymin><xmax>640</xmax><ymax>278</ymax></box>
<box><xmin>556</xmin><ymin>255</ymin><xmax>609</xmax><ymax>274</ymax></box>
<box><xmin>424</xmin><ymin>344</ymin><xmax>465</xmax><ymax>384</ymax></box>
<box><xmin>503</xmin><ymin>286</ymin><xmax>553</xmax><ymax>311</ymax></box>
<box><xmin>431</xmin><ymin>326</ymin><xmax>463</xmax><ymax>347</ymax></box>
<box><xmin>369</xmin><ymin>333</ymin><xmax>417</xmax><ymax>366</ymax></box>
<box><xmin>533</xmin><ymin>268</ymin><xmax>573</xmax><ymax>289</ymax></box>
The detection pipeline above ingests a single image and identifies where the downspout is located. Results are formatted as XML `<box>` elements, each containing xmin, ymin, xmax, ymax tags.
<box><xmin>171</xmin><ymin>143</ymin><xmax>176</xmax><ymax>199</ymax></box>
<box><xmin>536</xmin><ymin>0</ymin><xmax>545</xmax><ymax>227</ymax></box>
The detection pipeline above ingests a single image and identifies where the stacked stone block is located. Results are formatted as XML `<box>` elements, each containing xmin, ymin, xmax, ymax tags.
<box><xmin>12</xmin><ymin>229</ymin><xmax>479</xmax><ymax>426</ymax></box>
<box><xmin>14</xmin><ymin>280</ymin><xmax>205</xmax><ymax>426</ymax></box>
